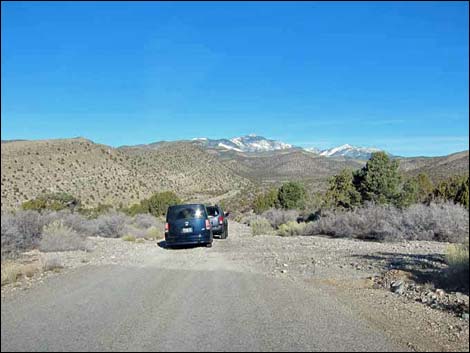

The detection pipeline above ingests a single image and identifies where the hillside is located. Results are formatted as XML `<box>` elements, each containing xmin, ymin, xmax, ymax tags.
<box><xmin>1</xmin><ymin>138</ymin><xmax>468</xmax><ymax>210</ymax></box>
<box><xmin>214</xmin><ymin>148</ymin><xmax>365</xmax><ymax>192</ymax></box>
<box><xmin>398</xmin><ymin>150</ymin><xmax>469</xmax><ymax>182</ymax></box>
<box><xmin>0</xmin><ymin>138</ymin><xmax>252</xmax><ymax>210</ymax></box>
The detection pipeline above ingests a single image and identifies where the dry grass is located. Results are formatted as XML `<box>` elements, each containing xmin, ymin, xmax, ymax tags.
<box><xmin>251</xmin><ymin>218</ymin><xmax>274</xmax><ymax>236</ymax></box>
<box><xmin>40</xmin><ymin>221</ymin><xmax>87</xmax><ymax>252</ymax></box>
<box><xmin>277</xmin><ymin>221</ymin><xmax>306</xmax><ymax>237</ymax></box>
<box><xmin>445</xmin><ymin>243</ymin><xmax>469</xmax><ymax>291</ymax></box>
<box><xmin>1</xmin><ymin>261</ymin><xmax>41</xmax><ymax>286</ymax></box>
<box><xmin>145</xmin><ymin>226</ymin><xmax>163</xmax><ymax>240</ymax></box>
<box><xmin>121</xmin><ymin>235</ymin><xmax>136</xmax><ymax>242</ymax></box>
<box><xmin>41</xmin><ymin>254</ymin><xmax>64</xmax><ymax>272</ymax></box>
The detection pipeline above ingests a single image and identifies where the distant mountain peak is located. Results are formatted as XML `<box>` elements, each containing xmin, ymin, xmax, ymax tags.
<box><xmin>195</xmin><ymin>135</ymin><xmax>292</xmax><ymax>153</ymax></box>
<box><xmin>318</xmin><ymin>144</ymin><xmax>384</xmax><ymax>159</ymax></box>
<box><xmin>192</xmin><ymin>135</ymin><xmax>387</xmax><ymax>159</ymax></box>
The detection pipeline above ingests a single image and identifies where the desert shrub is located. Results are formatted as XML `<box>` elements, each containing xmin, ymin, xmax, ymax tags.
<box><xmin>22</xmin><ymin>192</ymin><xmax>80</xmax><ymax>212</ymax></box>
<box><xmin>401</xmin><ymin>203</ymin><xmax>469</xmax><ymax>242</ymax></box>
<box><xmin>41</xmin><ymin>210</ymin><xmax>99</xmax><ymax>238</ymax></box>
<box><xmin>445</xmin><ymin>243</ymin><xmax>469</xmax><ymax>292</ymax></box>
<box><xmin>278</xmin><ymin>182</ymin><xmax>307</xmax><ymax>209</ymax></box>
<box><xmin>238</xmin><ymin>212</ymin><xmax>259</xmax><ymax>226</ymax></box>
<box><xmin>91</xmin><ymin>212</ymin><xmax>130</xmax><ymax>238</ymax></box>
<box><xmin>1</xmin><ymin>262</ymin><xmax>22</xmax><ymax>286</ymax></box>
<box><xmin>132</xmin><ymin>213</ymin><xmax>162</xmax><ymax>229</ymax></box>
<box><xmin>79</xmin><ymin>203</ymin><xmax>114</xmax><ymax>218</ymax></box>
<box><xmin>145</xmin><ymin>226</ymin><xmax>162</xmax><ymax>240</ymax></box>
<box><xmin>41</xmin><ymin>254</ymin><xmax>64</xmax><ymax>271</ymax></box>
<box><xmin>277</xmin><ymin>221</ymin><xmax>306</xmax><ymax>237</ymax></box>
<box><xmin>325</xmin><ymin>169</ymin><xmax>361</xmax><ymax>210</ymax></box>
<box><xmin>303</xmin><ymin>204</ymin><xmax>403</xmax><ymax>241</ymax></box>
<box><xmin>40</xmin><ymin>221</ymin><xmax>87</xmax><ymax>252</ymax></box>
<box><xmin>353</xmin><ymin>152</ymin><xmax>402</xmax><ymax>206</ymax></box>
<box><xmin>1</xmin><ymin>213</ymin><xmax>20</xmax><ymax>259</ymax></box>
<box><xmin>253</xmin><ymin>188</ymin><xmax>279</xmax><ymax>214</ymax></box>
<box><xmin>434</xmin><ymin>175</ymin><xmax>469</xmax><ymax>208</ymax></box>
<box><xmin>122</xmin><ymin>224</ymin><xmax>148</xmax><ymax>239</ymax></box>
<box><xmin>124</xmin><ymin>203</ymin><xmax>147</xmax><ymax>217</ymax></box>
<box><xmin>124</xmin><ymin>191</ymin><xmax>181</xmax><ymax>217</ymax></box>
<box><xmin>1</xmin><ymin>210</ymin><xmax>44</xmax><ymax>258</ymax></box>
<box><xmin>251</xmin><ymin>217</ymin><xmax>274</xmax><ymax>236</ymax></box>
<box><xmin>303</xmin><ymin>202</ymin><xmax>469</xmax><ymax>242</ymax></box>
<box><xmin>1</xmin><ymin>262</ymin><xmax>40</xmax><ymax>286</ymax></box>
<box><xmin>122</xmin><ymin>235</ymin><xmax>136</xmax><ymax>242</ymax></box>
<box><xmin>261</xmin><ymin>208</ymin><xmax>298</xmax><ymax>229</ymax></box>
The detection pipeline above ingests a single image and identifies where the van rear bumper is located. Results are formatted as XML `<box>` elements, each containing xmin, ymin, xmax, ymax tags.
<box><xmin>165</xmin><ymin>232</ymin><xmax>212</xmax><ymax>246</ymax></box>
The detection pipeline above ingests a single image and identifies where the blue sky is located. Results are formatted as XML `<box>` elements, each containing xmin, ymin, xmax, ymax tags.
<box><xmin>1</xmin><ymin>1</ymin><xmax>468</xmax><ymax>156</ymax></box>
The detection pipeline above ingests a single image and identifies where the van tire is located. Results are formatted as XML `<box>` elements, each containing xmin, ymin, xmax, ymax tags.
<box><xmin>206</xmin><ymin>242</ymin><xmax>213</xmax><ymax>248</ymax></box>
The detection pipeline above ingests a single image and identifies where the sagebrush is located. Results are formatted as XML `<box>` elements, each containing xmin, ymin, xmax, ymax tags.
<box><xmin>303</xmin><ymin>202</ymin><xmax>469</xmax><ymax>242</ymax></box>
<box><xmin>1</xmin><ymin>210</ymin><xmax>164</xmax><ymax>258</ymax></box>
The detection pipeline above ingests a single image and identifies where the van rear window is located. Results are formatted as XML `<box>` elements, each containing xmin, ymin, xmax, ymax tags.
<box><xmin>206</xmin><ymin>206</ymin><xmax>219</xmax><ymax>217</ymax></box>
<box><xmin>167</xmin><ymin>205</ymin><xmax>206</xmax><ymax>221</ymax></box>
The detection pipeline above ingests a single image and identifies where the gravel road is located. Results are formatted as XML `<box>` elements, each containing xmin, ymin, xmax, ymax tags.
<box><xmin>1</xmin><ymin>221</ymin><xmax>468</xmax><ymax>351</ymax></box>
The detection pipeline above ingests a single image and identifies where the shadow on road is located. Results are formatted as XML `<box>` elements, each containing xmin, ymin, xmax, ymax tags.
<box><xmin>157</xmin><ymin>240</ymin><xmax>205</xmax><ymax>250</ymax></box>
<box><xmin>351</xmin><ymin>252</ymin><xmax>467</xmax><ymax>293</ymax></box>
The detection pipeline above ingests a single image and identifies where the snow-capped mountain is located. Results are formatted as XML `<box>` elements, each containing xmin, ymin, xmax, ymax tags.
<box><xmin>317</xmin><ymin>144</ymin><xmax>384</xmax><ymax>159</ymax></box>
<box><xmin>196</xmin><ymin>134</ymin><xmax>292</xmax><ymax>153</ymax></box>
<box><xmin>192</xmin><ymin>134</ymin><xmax>387</xmax><ymax>159</ymax></box>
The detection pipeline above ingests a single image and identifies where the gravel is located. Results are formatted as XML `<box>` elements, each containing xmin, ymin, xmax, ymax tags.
<box><xmin>2</xmin><ymin>221</ymin><xmax>469</xmax><ymax>352</ymax></box>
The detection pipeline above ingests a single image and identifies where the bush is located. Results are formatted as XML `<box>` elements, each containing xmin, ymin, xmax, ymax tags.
<box><xmin>278</xmin><ymin>182</ymin><xmax>307</xmax><ymax>209</ymax></box>
<box><xmin>1</xmin><ymin>262</ymin><xmax>41</xmax><ymax>286</ymax></box>
<box><xmin>122</xmin><ymin>235</ymin><xmax>136</xmax><ymax>242</ymax></box>
<box><xmin>303</xmin><ymin>202</ymin><xmax>469</xmax><ymax>242</ymax></box>
<box><xmin>1</xmin><ymin>211</ymin><xmax>44</xmax><ymax>258</ymax></box>
<box><xmin>445</xmin><ymin>243</ymin><xmax>469</xmax><ymax>291</ymax></box>
<box><xmin>434</xmin><ymin>175</ymin><xmax>469</xmax><ymax>208</ymax></box>
<box><xmin>253</xmin><ymin>188</ymin><xmax>279</xmax><ymax>214</ymax></box>
<box><xmin>22</xmin><ymin>192</ymin><xmax>80</xmax><ymax>212</ymax></box>
<box><xmin>145</xmin><ymin>226</ymin><xmax>162</xmax><ymax>240</ymax></box>
<box><xmin>40</xmin><ymin>221</ymin><xmax>87</xmax><ymax>252</ymax></box>
<box><xmin>132</xmin><ymin>214</ymin><xmax>163</xmax><ymax>229</ymax></box>
<box><xmin>277</xmin><ymin>221</ymin><xmax>306</xmax><ymax>237</ymax></box>
<box><xmin>41</xmin><ymin>254</ymin><xmax>64</xmax><ymax>271</ymax></box>
<box><xmin>79</xmin><ymin>203</ymin><xmax>113</xmax><ymax>218</ymax></box>
<box><xmin>261</xmin><ymin>209</ymin><xmax>298</xmax><ymax>229</ymax></box>
<box><xmin>1</xmin><ymin>213</ymin><xmax>20</xmax><ymax>259</ymax></box>
<box><xmin>250</xmin><ymin>217</ymin><xmax>274</xmax><ymax>236</ymax></box>
<box><xmin>325</xmin><ymin>169</ymin><xmax>361</xmax><ymax>210</ymax></box>
<box><xmin>91</xmin><ymin>212</ymin><xmax>130</xmax><ymax>238</ymax></box>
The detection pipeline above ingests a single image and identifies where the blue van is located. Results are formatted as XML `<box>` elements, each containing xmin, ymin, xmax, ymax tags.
<box><xmin>165</xmin><ymin>204</ymin><xmax>213</xmax><ymax>248</ymax></box>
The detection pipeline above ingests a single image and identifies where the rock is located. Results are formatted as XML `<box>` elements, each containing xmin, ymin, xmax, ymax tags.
<box><xmin>462</xmin><ymin>313</ymin><xmax>469</xmax><ymax>321</ymax></box>
<box><xmin>390</xmin><ymin>280</ymin><xmax>406</xmax><ymax>295</ymax></box>
<box><xmin>280</xmin><ymin>270</ymin><xmax>287</xmax><ymax>274</ymax></box>
<box><xmin>283</xmin><ymin>263</ymin><xmax>288</xmax><ymax>267</ymax></box>
<box><xmin>435</xmin><ymin>289</ymin><xmax>445</xmax><ymax>297</ymax></box>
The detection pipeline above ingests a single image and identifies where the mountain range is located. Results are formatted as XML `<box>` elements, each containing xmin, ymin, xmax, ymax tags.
<box><xmin>189</xmin><ymin>134</ymin><xmax>386</xmax><ymax>160</ymax></box>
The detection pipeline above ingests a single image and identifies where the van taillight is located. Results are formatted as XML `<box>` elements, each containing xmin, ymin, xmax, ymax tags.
<box><xmin>218</xmin><ymin>216</ymin><xmax>224</xmax><ymax>225</ymax></box>
<box><xmin>205</xmin><ymin>219</ymin><xmax>211</xmax><ymax>229</ymax></box>
<box><xmin>165</xmin><ymin>223</ymin><xmax>169</xmax><ymax>232</ymax></box>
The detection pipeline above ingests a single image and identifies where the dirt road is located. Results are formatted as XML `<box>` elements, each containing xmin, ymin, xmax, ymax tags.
<box><xmin>1</xmin><ymin>222</ymin><xmax>468</xmax><ymax>351</ymax></box>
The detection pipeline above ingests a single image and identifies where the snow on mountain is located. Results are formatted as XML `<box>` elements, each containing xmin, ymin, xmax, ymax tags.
<box><xmin>217</xmin><ymin>142</ymin><xmax>243</xmax><ymax>152</ymax></box>
<box><xmin>319</xmin><ymin>144</ymin><xmax>383</xmax><ymax>159</ymax></box>
<box><xmin>193</xmin><ymin>134</ymin><xmax>386</xmax><ymax>159</ymax></box>
<box><xmin>198</xmin><ymin>134</ymin><xmax>293</xmax><ymax>153</ymax></box>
